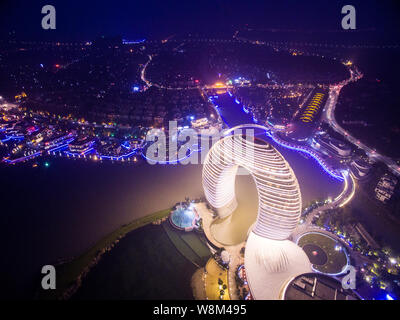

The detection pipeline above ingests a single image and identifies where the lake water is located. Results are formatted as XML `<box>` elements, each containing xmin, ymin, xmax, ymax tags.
<box><xmin>0</xmin><ymin>89</ymin><xmax>345</xmax><ymax>298</ymax></box>
<box><xmin>0</xmin><ymin>143</ymin><xmax>342</xmax><ymax>298</ymax></box>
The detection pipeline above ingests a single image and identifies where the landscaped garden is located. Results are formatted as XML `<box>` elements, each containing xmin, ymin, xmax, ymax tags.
<box><xmin>298</xmin><ymin>232</ymin><xmax>348</xmax><ymax>275</ymax></box>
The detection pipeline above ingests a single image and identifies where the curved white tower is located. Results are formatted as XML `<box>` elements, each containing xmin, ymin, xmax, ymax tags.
<box><xmin>203</xmin><ymin>134</ymin><xmax>302</xmax><ymax>239</ymax></box>
<box><xmin>202</xmin><ymin>129</ymin><xmax>311</xmax><ymax>299</ymax></box>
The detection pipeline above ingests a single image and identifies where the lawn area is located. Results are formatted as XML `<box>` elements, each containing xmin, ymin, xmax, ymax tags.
<box><xmin>37</xmin><ymin>208</ymin><xmax>171</xmax><ymax>300</ymax></box>
<box><xmin>162</xmin><ymin>222</ymin><xmax>211</xmax><ymax>267</ymax></box>
<box><xmin>72</xmin><ymin>224</ymin><xmax>197</xmax><ymax>300</ymax></box>
<box><xmin>180</xmin><ymin>233</ymin><xmax>211</xmax><ymax>259</ymax></box>
<box><xmin>298</xmin><ymin>232</ymin><xmax>348</xmax><ymax>275</ymax></box>
<box><xmin>204</xmin><ymin>258</ymin><xmax>230</xmax><ymax>300</ymax></box>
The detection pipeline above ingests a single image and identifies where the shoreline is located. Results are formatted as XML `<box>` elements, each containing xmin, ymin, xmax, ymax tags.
<box><xmin>36</xmin><ymin>208</ymin><xmax>171</xmax><ymax>300</ymax></box>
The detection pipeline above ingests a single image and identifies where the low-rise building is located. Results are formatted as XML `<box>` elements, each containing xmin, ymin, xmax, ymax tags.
<box><xmin>68</xmin><ymin>136</ymin><xmax>95</xmax><ymax>154</ymax></box>
<box><xmin>374</xmin><ymin>173</ymin><xmax>397</xmax><ymax>203</ymax></box>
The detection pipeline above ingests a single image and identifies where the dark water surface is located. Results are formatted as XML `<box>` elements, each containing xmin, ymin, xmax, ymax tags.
<box><xmin>0</xmin><ymin>150</ymin><xmax>341</xmax><ymax>298</ymax></box>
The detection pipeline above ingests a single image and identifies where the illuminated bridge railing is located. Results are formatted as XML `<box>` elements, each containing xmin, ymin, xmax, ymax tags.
<box><xmin>267</xmin><ymin>132</ymin><xmax>344</xmax><ymax>181</ymax></box>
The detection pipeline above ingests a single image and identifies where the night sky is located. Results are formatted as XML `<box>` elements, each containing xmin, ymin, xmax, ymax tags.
<box><xmin>0</xmin><ymin>0</ymin><xmax>399</xmax><ymax>41</ymax></box>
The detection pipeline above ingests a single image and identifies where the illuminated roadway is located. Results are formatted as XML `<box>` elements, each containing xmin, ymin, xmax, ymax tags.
<box><xmin>206</xmin><ymin>91</ymin><xmax>358</xmax><ymax>251</ymax></box>
<box><xmin>140</xmin><ymin>48</ymin><xmax>384</xmax><ymax>213</ymax></box>
<box><xmin>140</xmin><ymin>43</ymin><xmax>388</xmax><ymax>288</ymax></box>
<box><xmin>323</xmin><ymin>82</ymin><xmax>400</xmax><ymax>178</ymax></box>
<box><xmin>139</xmin><ymin>52</ymin><xmax>365</xmax><ymax>210</ymax></box>
<box><xmin>141</xmin><ymin>39</ymin><xmax>396</xmax><ymax>182</ymax></box>
<box><xmin>142</xmin><ymin>41</ymin><xmax>400</xmax><ymax>180</ymax></box>
<box><xmin>301</xmin><ymin>171</ymin><xmax>356</xmax><ymax>228</ymax></box>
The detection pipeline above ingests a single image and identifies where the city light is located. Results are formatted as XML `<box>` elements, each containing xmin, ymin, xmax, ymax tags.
<box><xmin>1</xmin><ymin>10</ymin><xmax>399</xmax><ymax>302</ymax></box>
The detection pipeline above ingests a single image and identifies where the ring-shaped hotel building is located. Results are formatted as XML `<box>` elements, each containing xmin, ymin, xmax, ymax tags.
<box><xmin>202</xmin><ymin>130</ymin><xmax>311</xmax><ymax>299</ymax></box>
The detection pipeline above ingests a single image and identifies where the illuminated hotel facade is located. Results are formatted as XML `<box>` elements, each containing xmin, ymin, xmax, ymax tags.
<box><xmin>202</xmin><ymin>128</ymin><xmax>311</xmax><ymax>299</ymax></box>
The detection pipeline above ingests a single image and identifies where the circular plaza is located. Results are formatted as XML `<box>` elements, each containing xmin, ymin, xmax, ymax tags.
<box><xmin>297</xmin><ymin>232</ymin><xmax>349</xmax><ymax>275</ymax></box>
